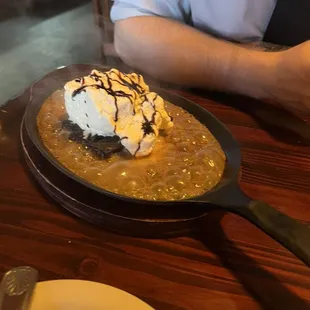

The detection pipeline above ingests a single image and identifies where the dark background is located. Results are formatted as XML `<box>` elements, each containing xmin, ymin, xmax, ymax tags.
<box><xmin>0</xmin><ymin>0</ymin><xmax>88</xmax><ymax>20</ymax></box>
<box><xmin>0</xmin><ymin>0</ymin><xmax>101</xmax><ymax>106</ymax></box>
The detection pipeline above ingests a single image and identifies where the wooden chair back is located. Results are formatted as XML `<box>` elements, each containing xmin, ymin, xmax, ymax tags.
<box><xmin>93</xmin><ymin>0</ymin><xmax>118</xmax><ymax>65</ymax></box>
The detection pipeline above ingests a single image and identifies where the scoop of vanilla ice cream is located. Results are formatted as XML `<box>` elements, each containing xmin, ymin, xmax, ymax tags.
<box><xmin>64</xmin><ymin>68</ymin><xmax>173</xmax><ymax>157</ymax></box>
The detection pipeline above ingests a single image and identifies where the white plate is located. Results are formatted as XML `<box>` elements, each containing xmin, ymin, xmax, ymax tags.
<box><xmin>29</xmin><ymin>280</ymin><xmax>155</xmax><ymax>310</ymax></box>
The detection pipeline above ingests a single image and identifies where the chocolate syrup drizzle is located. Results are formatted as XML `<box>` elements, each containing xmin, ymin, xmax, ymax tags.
<box><xmin>134</xmin><ymin>109</ymin><xmax>157</xmax><ymax>156</ymax></box>
<box><xmin>117</xmin><ymin>72</ymin><xmax>144</xmax><ymax>94</ymax></box>
<box><xmin>143</xmin><ymin>93</ymin><xmax>173</xmax><ymax>123</ymax></box>
<box><xmin>71</xmin><ymin>71</ymin><xmax>138</xmax><ymax>126</ymax></box>
<box><xmin>75</xmin><ymin>77</ymin><xmax>85</xmax><ymax>85</ymax></box>
<box><xmin>70</xmin><ymin>70</ymin><xmax>169</xmax><ymax>157</ymax></box>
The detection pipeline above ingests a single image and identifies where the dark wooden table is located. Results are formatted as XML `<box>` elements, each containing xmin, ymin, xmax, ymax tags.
<box><xmin>0</xmin><ymin>84</ymin><xmax>309</xmax><ymax>310</ymax></box>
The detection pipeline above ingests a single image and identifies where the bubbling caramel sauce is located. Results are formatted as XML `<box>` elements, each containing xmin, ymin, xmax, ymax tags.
<box><xmin>37</xmin><ymin>90</ymin><xmax>226</xmax><ymax>201</ymax></box>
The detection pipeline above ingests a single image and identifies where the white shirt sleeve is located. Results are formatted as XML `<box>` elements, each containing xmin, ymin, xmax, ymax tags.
<box><xmin>110</xmin><ymin>0</ymin><xmax>191</xmax><ymax>23</ymax></box>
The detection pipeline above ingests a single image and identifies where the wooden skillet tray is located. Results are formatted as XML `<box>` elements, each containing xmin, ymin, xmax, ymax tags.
<box><xmin>22</xmin><ymin>64</ymin><xmax>310</xmax><ymax>266</ymax></box>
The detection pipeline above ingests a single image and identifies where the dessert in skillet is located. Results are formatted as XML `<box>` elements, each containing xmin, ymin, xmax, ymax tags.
<box><xmin>37</xmin><ymin>68</ymin><xmax>226</xmax><ymax>201</ymax></box>
<box><xmin>64</xmin><ymin>69</ymin><xmax>173</xmax><ymax>157</ymax></box>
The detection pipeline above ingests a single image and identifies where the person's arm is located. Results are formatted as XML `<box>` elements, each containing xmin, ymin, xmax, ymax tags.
<box><xmin>115</xmin><ymin>16</ymin><xmax>310</xmax><ymax>111</ymax></box>
<box><xmin>114</xmin><ymin>16</ymin><xmax>275</xmax><ymax>99</ymax></box>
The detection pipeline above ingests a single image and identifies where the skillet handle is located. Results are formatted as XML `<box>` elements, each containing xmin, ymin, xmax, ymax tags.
<box><xmin>237</xmin><ymin>200</ymin><xmax>310</xmax><ymax>266</ymax></box>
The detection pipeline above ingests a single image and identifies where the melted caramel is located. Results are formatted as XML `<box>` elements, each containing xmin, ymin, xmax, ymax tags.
<box><xmin>37</xmin><ymin>90</ymin><xmax>226</xmax><ymax>201</ymax></box>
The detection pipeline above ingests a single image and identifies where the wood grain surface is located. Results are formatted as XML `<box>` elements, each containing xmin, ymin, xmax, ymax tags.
<box><xmin>0</xmin><ymin>84</ymin><xmax>309</xmax><ymax>310</ymax></box>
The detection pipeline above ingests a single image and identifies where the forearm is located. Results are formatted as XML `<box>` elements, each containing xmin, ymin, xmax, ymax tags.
<box><xmin>114</xmin><ymin>17</ymin><xmax>277</xmax><ymax>98</ymax></box>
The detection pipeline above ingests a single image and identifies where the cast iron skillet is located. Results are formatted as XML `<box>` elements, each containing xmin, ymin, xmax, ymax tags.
<box><xmin>24</xmin><ymin>64</ymin><xmax>310</xmax><ymax>267</ymax></box>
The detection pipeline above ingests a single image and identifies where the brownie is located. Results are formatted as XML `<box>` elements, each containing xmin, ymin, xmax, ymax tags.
<box><xmin>62</xmin><ymin>120</ymin><xmax>123</xmax><ymax>158</ymax></box>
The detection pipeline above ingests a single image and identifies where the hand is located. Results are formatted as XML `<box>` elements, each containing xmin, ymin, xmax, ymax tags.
<box><xmin>267</xmin><ymin>40</ymin><xmax>310</xmax><ymax>113</ymax></box>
